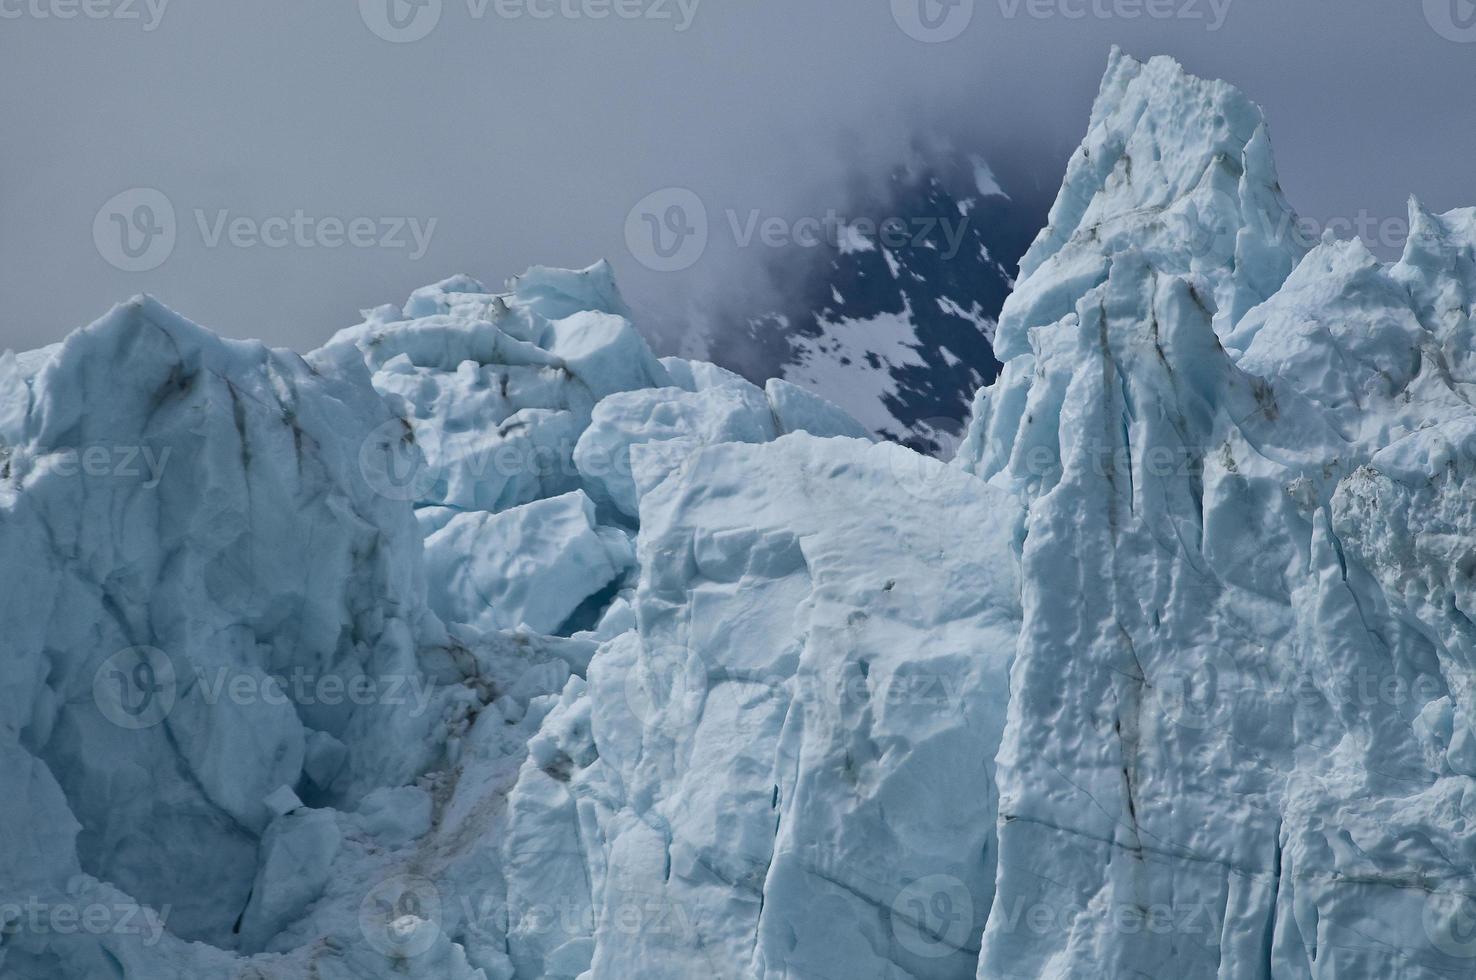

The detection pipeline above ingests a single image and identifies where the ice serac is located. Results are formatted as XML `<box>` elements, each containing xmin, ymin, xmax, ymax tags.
<box><xmin>421</xmin><ymin>490</ymin><xmax>634</xmax><ymax>634</ymax></box>
<box><xmin>0</xmin><ymin>257</ymin><xmax>897</xmax><ymax>979</ymax></box>
<box><xmin>763</xmin><ymin>377</ymin><xmax>875</xmax><ymax>440</ymax></box>
<box><xmin>960</xmin><ymin>50</ymin><xmax>1476</xmax><ymax>979</ymax></box>
<box><xmin>988</xmin><ymin>46</ymin><xmax>1302</xmax><ymax>370</ymax></box>
<box><xmin>0</xmin><ymin>297</ymin><xmax>451</xmax><ymax>962</ymax></box>
<box><xmin>573</xmin><ymin>380</ymin><xmax>777</xmax><ymax>520</ymax></box>
<box><xmin>498</xmin><ymin>434</ymin><xmax>1020</xmax><ymax>979</ymax></box>
<box><xmin>13</xmin><ymin>48</ymin><xmax>1476</xmax><ymax>980</ymax></box>
<box><xmin>326</xmin><ymin>263</ymin><xmax>671</xmax><ymax>517</ymax></box>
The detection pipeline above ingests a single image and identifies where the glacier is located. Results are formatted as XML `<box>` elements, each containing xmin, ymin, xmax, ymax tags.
<box><xmin>4</xmin><ymin>47</ymin><xmax>1476</xmax><ymax>980</ymax></box>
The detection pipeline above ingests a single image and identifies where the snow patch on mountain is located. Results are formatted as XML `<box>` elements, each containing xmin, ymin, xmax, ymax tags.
<box><xmin>707</xmin><ymin>162</ymin><xmax>1036</xmax><ymax>452</ymax></box>
<box><xmin>781</xmin><ymin>300</ymin><xmax>933</xmax><ymax>437</ymax></box>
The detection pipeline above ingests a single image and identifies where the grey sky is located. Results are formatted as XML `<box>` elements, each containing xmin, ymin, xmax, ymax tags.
<box><xmin>2</xmin><ymin>0</ymin><xmax>1473</xmax><ymax>353</ymax></box>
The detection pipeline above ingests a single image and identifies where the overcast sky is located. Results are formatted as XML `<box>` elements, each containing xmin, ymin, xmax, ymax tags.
<box><xmin>3</xmin><ymin>0</ymin><xmax>1474</xmax><ymax>353</ymax></box>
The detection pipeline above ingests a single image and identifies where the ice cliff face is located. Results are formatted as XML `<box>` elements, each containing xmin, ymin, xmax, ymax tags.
<box><xmin>0</xmin><ymin>302</ymin><xmax>446</xmax><ymax>956</ymax></box>
<box><xmin>958</xmin><ymin>49</ymin><xmax>1476</xmax><ymax>979</ymax></box>
<box><xmin>4</xmin><ymin>47</ymin><xmax>1476</xmax><ymax>980</ymax></box>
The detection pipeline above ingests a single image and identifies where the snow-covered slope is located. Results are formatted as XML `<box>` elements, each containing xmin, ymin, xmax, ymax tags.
<box><xmin>706</xmin><ymin>161</ymin><xmax>1040</xmax><ymax>453</ymax></box>
<box><xmin>4</xmin><ymin>47</ymin><xmax>1476</xmax><ymax>980</ymax></box>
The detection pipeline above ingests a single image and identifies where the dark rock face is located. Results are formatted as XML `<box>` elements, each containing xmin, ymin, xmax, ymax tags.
<box><xmin>708</xmin><ymin>158</ymin><xmax>1046</xmax><ymax>454</ymax></box>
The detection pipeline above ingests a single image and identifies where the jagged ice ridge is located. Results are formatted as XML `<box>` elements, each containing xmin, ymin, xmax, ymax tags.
<box><xmin>3</xmin><ymin>48</ymin><xmax>1476</xmax><ymax>979</ymax></box>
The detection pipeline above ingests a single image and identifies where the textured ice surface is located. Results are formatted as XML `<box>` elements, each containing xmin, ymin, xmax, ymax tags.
<box><xmin>421</xmin><ymin>491</ymin><xmax>633</xmax><ymax>635</ymax></box>
<box><xmin>0</xmin><ymin>298</ymin><xmax>454</xmax><ymax>971</ymax></box>
<box><xmin>959</xmin><ymin>48</ymin><xmax>1476</xmax><ymax>980</ymax></box>
<box><xmin>6</xmin><ymin>47</ymin><xmax>1476</xmax><ymax>980</ymax></box>
<box><xmin>502</xmin><ymin>434</ymin><xmax>1019</xmax><ymax>979</ymax></box>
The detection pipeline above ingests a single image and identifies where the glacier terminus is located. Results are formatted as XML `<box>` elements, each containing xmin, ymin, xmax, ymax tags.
<box><xmin>4</xmin><ymin>50</ymin><xmax>1476</xmax><ymax>980</ymax></box>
